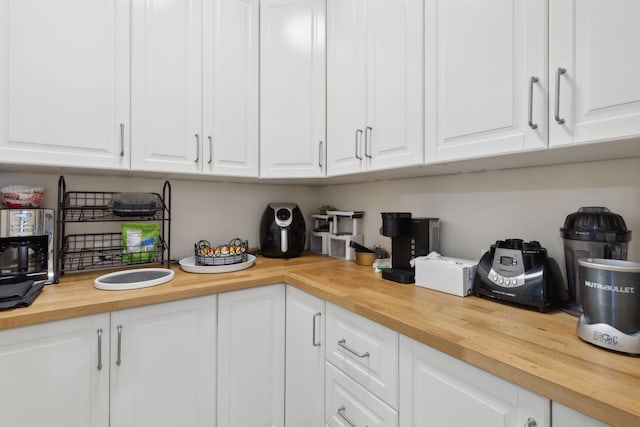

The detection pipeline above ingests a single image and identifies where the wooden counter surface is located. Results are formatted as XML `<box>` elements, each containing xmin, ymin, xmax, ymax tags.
<box><xmin>1</xmin><ymin>253</ymin><xmax>638</xmax><ymax>426</ymax></box>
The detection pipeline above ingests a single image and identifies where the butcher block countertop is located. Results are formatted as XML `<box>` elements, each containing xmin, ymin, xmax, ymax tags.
<box><xmin>1</xmin><ymin>253</ymin><xmax>638</xmax><ymax>426</ymax></box>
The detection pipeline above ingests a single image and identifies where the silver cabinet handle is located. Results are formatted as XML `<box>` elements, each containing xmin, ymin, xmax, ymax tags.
<box><xmin>338</xmin><ymin>339</ymin><xmax>369</xmax><ymax>358</ymax></box>
<box><xmin>355</xmin><ymin>130</ymin><xmax>363</xmax><ymax>160</ymax></box>
<box><xmin>119</xmin><ymin>123</ymin><xmax>125</xmax><ymax>156</ymax></box>
<box><xmin>528</xmin><ymin>76</ymin><xmax>539</xmax><ymax>129</ymax></box>
<box><xmin>312</xmin><ymin>312</ymin><xmax>321</xmax><ymax>347</ymax></box>
<box><xmin>524</xmin><ymin>417</ymin><xmax>537</xmax><ymax>427</ymax></box>
<box><xmin>97</xmin><ymin>328</ymin><xmax>103</xmax><ymax>371</ymax></box>
<box><xmin>116</xmin><ymin>325</ymin><xmax>123</xmax><ymax>366</ymax></box>
<box><xmin>364</xmin><ymin>126</ymin><xmax>373</xmax><ymax>159</ymax></box>
<box><xmin>319</xmin><ymin>141</ymin><xmax>324</xmax><ymax>168</ymax></box>
<box><xmin>554</xmin><ymin>67</ymin><xmax>567</xmax><ymax>124</ymax></box>
<box><xmin>207</xmin><ymin>135</ymin><xmax>213</xmax><ymax>164</ymax></box>
<box><xmin>194</xmin><ymin>134</ymin><xmax>200</xmax><ymax>163</ymax></box>
<box><xmin>337</xmin><ymin>406</ymin><xmax>358</xmax><ymax>427</ymax></box>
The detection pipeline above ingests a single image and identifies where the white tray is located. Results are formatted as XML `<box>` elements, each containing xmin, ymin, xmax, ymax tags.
<box><xmin>179</xmin><ymin>254</ymin><xmax>256</xmax><ymax>274</ymax></box>
<box><xmin>94</xmin><ymin>268</ymin><xmax>175</xmax><ymax>291</ymax></box>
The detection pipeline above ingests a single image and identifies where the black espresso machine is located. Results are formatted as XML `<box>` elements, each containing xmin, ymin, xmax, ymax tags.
<box><xmin>473</xmin><ymin>239</ymin><xmax>567</xmax><ymax>312</ymax></box>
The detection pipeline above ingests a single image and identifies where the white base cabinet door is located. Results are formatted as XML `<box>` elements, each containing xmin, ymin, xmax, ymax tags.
<box><xmin>218</xmin><ymin>283</ymin><xmax>286</xmax><ymax>427</ymax></box>
<box><xmin>425</xmin><ymin>0</ymin><xmax>547</xmax><ymax>163</ymax></box>
<box><xmin>0</xmin><ymin>0</ymin><xmax>130</xmax><ymax>170</ymax></box>
<box><xmin>552</xmin><ymin>402</ymin><xmax>609</xmax><ymax>427</ymax></box>
<box><xmin>260</xmin><ymin>0</ymin><xmax>326</xmax><ymax>178</ymax></box>
<box><xmin>399</xmin><ymin>335</ymin><xmax>550</xmax><ymax>427</ymax></box>
<box><xmin>110</xmin><ymin>296</ymin><xmax>217</xmax><ymax>427</ymax></box>
<box><xmin>0</xmin><ymin>313</ymin><xmax>110</xmax><ymax>427</ymax></box>
<box><xmin>285</xmin><ymin>286</ymin><xmax>325</xmax><ymax>427</ymax></box>
<box><xmin>549</xmin><ymin>0</ymin><xmax>640</xmax><ymax>147</ymax></box>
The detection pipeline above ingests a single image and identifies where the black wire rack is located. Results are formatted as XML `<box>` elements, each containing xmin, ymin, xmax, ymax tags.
<box><xmin>56</xmin><ymin>176</ymin><xmax>171</xmax><ymax>274</ymax></box>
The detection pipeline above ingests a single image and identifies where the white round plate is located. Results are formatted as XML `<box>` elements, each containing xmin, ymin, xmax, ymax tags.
<box><xmin>94</xmin><ymin>268</ymin><xmax>175</xmax><ymax>290</ymax></box>
<box><xmin>179</xmin><ymin>254</ymin><xmax>256</xmax><ymax>274</ymax></box>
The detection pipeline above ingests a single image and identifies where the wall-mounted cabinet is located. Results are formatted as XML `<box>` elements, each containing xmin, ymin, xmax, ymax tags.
<box><xmin>424</xmin><ymin>0</ymin><xmax>547</xmax><ymax>163</ymax></box>
<box><xmin>0</xmin><ymin>0</ymin><xmax>130</xmax><ymax>170</ymax></box>
<box><xmin>549</xmin><ymin>0</ymin><xmax>640</xmax><ymax>148</ymax></box>
<box><xmin>259</xmin><ymin>0</ymin><xmax>326</xmax><ymax>178</ymax></box>
<box><xmin>326</xmin><ymin>0</ymin><xmax>424</xmax><ymax>176</ymax></box>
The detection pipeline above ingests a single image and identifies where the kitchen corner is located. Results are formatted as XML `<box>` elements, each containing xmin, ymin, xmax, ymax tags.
<box><xmin>2</xmin><ymin>253</ymin><xmax>638</xmax><ymax>426</ymax></box>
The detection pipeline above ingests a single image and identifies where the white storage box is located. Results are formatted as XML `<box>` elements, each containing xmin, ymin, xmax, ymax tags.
<box><xmin>412</xmin><ymin>253</ymin><xmax>477</xmax><ymax>297</ymax></box>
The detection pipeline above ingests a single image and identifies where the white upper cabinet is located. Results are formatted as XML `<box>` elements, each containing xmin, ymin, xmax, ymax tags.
<box><xmin>549</xmin><ymin>0</ymin><xmax>640</xmax><ymax>147</ymax></box>
<box><xmin>130</xmin><ymin>0</ymin><xmax>203</xmax><ymax>173</ymax></box>
<box><xmin>0</xmin><ymin>0</ymin><xmax>130</xmax><ymax>169</ymax></box>
<box><xmin>260</xmin><ymin>0</ymin><xmax>326</xmax><ymax>178</ymax></box>
<box><xmin>203</xmin><ymin>0</ymin><xmax>259</xmax><ymax>177</ymax></box>
<box><xmin>326</xmin><ymin>0</ymin><xmax>424</xmax><ymax>176</ymax></box>
<box><xmin>425</xmin><ymin>0</ymin><xmax>547</xmax><ymax>163</ymax></box>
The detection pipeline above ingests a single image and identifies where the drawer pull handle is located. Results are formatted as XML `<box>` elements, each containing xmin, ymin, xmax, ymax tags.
<box><xmin>338</xmin><ymin>339</ymin><xmax>369</xmax><ymax>358</ymax></box>
<box><xmin>312</xmin><ymin>312</ymin><xmax>321</xmax><ymax>347</ymax></box>
<box><xmin>116</xmin><ymin>325</ymin><xmax>123</xmax><ymax>366</ymax></box>
<box><xmin>337</xmin><ymin>406</ymin><xmax>360</xmax><ymax>427</ymax></box>
<box><xmin>554</xmin><ymin>67</ymin><xmax>566</xmax><ymax>124</ymax></box>
<box><xmin>97</xmin><ymin>328</ymin><xmax>103</xmax><ymax>371</ymax></box>
<box><xmin>528</xmin><ymin>76</ymin><xmax>539</xmax><ymax>129</ymax></box>
<box><xmin>524</xmin><ymin>417</ymin><xmax>537</xmax><ymax>427</ymax></box>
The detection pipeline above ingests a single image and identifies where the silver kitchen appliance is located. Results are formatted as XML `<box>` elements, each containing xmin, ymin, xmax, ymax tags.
<box><xmin>576</xmin><ymin>258</ymin><xmax>640</xmax><ymax>355</ymax></box>
<box><xmin>0</xmin><ymin>209</ymin><xmax>56</xmax><ymax>285</ymax></box>
<box><xmin>560</xmin><ymin>207</ymin><xmax>631</xmax><ymax>315</ymax></box>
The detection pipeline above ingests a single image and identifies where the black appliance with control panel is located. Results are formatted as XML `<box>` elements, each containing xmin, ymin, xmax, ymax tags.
<box><xmin>260</xmin><ymin>203</ymin><xmax>306</xmax><ymax>258</ymax></box>
<box><xmin>473</xmin><ymin>238</ymin><xmax>567</xmax><ymax>312</ymax></box>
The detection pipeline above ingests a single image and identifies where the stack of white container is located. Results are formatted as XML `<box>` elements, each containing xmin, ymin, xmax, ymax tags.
<box><xmin>309</xmin><ymin>210</ymin><xmax>364</xmax><ymax>260</ymax></box>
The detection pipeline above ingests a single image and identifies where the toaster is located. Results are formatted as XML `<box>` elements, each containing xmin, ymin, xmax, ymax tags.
<box><xmin>473</xmin><ymin>239</ymin><xmax>568</xmax><ymax>312</ymax></box>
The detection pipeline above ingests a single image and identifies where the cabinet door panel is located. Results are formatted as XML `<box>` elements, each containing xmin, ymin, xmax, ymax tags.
<box><xmin>426</xmin><ymin>0</ymin><xmax>546</xmax><ymax>162</ymax></box>
<box><xmin>131</xmin><ymin>0</ymin><xmax>203</xmax><ymax>173</ymax></box>
<box><xmin>203</xmin><ymin>0</ymin><xmax>259</xmax><ymax>177</ymax></box>
<box><xmin>550</xmin><ymin>0</ymin><xmax>640</xmax><ymax>146</ymax></box>
<box><xmin>218</xmin><ymin>284</ymin><xmax>285</xmax><ymax>426</ymax></box>
<box><xmin>366</xmin><ymin>0</ymin><xmax>424</xmax><ymax>170</ymax></box>
<box><xmin>0</xmin><ymin>314</ymin><xmax>109</xmax><ymax>427</ymax></box>
<box><xmin>110</xmin><ymin>296</ymin><xmax>216</xmax><ymax>427</ymax></box>
<box><xmin>0</xmin><ymin>0</ymin><xmax>129</xmax><ymax>169</ymax></box>
<box><xmin>260</xmin><ymin>0</ymin><xmax>326</xmax><ymax>178</ymax></box>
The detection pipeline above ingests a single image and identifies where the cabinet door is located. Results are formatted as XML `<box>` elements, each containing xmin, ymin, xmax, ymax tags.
<box><xmin>365</xmin><ymin>0</ymin><xmax>424</xmax><ymax>171</ymax></box>
<box><xmin>399</xmin><ymin>335</ymin><xmax>550</xmax><ymax>427</ymax></box>
<box><xmin>326</xmin><ymin>0</ymin><xmax>367</xmax><ymax>176</ymax></box>
<box><xmin>110</xmin><ymin>296</ymin><xmax>217</xmax><ymax>427</ymax></box>
<box><xmin>549</xmin><ymin>0</ymin><xmax>640</xmax><ymax>147</ymax></box>
<box><xmin>218</xmin><ymin>284</ymin><xmax>285</xmax><ymax>427</ymax></box>
<box><xmin>0</xmin><ymin>313</ymin><xmax>109</xmax><ymax>427</ymax></box>
<box><xmin>130</xmin><ymin>0</ymin><xmax>203</xmax><ymax>173</ymax></box>
<box><xmin>0</xmin><ymin>0</ymin><xmax>130</xmax><ymax>169</ymax></box>
<box><xmin>260</xmin><ymin>0</ymin><xmax>326</xmax><ymax>178</ymax></box>
<box><xmin>286</xmin><ymin>286</ymin><xmax>325</xmax><ymax>427</ymax></box>
<box><xmin>425</xmin><ymin>0</ymin><xmax>547</xmax><ymax>163</ymax></box>
<box><xmin>203</xmin><ymin>0</ymin><xmax>259</xmax><ymax>177</ymax></box>
<box><xmin>552</xmin><ymin>402</ymin><xmax>610</xmax><ymax>427</ymax></box>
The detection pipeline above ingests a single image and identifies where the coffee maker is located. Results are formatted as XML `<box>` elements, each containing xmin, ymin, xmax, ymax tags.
<box><xmin>0</xmin><ymin>209</ymin><xmax>56</xmax><ymax>285</ymax></box>
<box><xmin>380</xmin><ymin>212</ymin><xmax>440</xmax><ymax>283</ymax></box>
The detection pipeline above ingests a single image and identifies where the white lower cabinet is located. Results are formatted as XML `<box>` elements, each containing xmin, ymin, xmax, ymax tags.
<box><xmin>110</xmin><ymin>295</ymin><xmax>217</xmax><ymax>427</ymax></box>
<box><xmin>399</xmin><ymin>335</ymin><xmax>550</xmax><ymax>427</ymax></box>
<box><xmin>326</xmin><ymin>362</ymin><xmax>398</xmax><ymax>427</ymax></box>
<box><xmin>552</xmin><ymin>402</ymin><xmax>609</xmax><ymax>427</ymax></box>
<box><xmin>0</xmin><ymin>313</ymin><xmax>110</xmax><ymax>427</ymax></box>
<box><xmin>286</xmin><ymin>285</ymin><xmax>325</xmax><ymax>427</ymax></box>
<box><xmin>218</xmin><ymin>283</ymin><xmax>286</xmax><ymax>427</ymax></box>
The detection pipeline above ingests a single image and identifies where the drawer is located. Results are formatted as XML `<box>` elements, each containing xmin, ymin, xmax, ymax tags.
<box><xmin>326</xmin><ymin>362</ymin><xmax>398</xmax><ymax>427</ymax></box>
<box><xmin>326</xmin><ymin>303</ymin><xmax>399</xmax><ymax>408</ymax></box>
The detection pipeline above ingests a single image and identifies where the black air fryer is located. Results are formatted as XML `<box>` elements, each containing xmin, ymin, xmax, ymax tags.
<box><xmin>260</xmin><ymin>203</ymin><xmax>306</xmax><ymax>258</ymax></box>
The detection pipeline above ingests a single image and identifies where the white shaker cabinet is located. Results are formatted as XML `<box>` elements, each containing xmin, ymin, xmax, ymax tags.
<box><xmin>110</xmin><ymin>296</ymin><xmax>217</xmax><ymax>427</ymax></box>
<box><xmin>0</xmin><ymin>0</ymin><xmax>130</xmax><ymax>170</ymax></box>
<box><xmin>285</xmin><ymin>286</ymin><xmax>325</xmax><ymax>427</ymax></box>
<box><xmin>0</xmin><ymin>313</ymin><xmax>110</xmax><ymax>427</ymax></box>
<box><xmin>549</xmin><ymin>0</ymin><xmax>640</xmax><ymax>147</ymax></box>
<box><xmin>399</xmin><ymin>335</ymin><xmax>550</xmax><ymax>427</ymax></box>
<box><xmin>130</xmin><ymin>0</ymin><xmax>203</xmax><ymax>174</ymax></box>
<box><xmin>260</xmin><ymin>0</ymin><xmax>326</xmax><ymax>178</ymax></box>
<box><xmin>552</xmin><ymin>402</ymin><xmax>610</xmax><ymax>427</ymax></box>
<box><xmin>424</xmin><ymin>0</ymin><xmax>547</xmax><ymax>163</ymax></box>
<box><xmin>218</xmin><ymin>283</ymin><xmax>286</xmax><ymax>426</ymax></box>
<box><xmin>203</xmin><ymin>0</ymin><xmax>259</xmax><ymax>177</ymax></box>
<box><xmin>326</xmin><ymin>0</ymin><xmax>424</xmax><ymax>176</ymax></box>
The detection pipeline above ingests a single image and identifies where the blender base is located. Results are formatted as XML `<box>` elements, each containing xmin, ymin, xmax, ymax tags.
<box><xmin>576</xmin><ymin>315</ymin><xmax>640</xmax><ymax>355</ymax></box>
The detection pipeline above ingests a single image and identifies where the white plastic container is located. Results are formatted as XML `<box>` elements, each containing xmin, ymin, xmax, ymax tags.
<box><xmin>413</xmin><ymin>254</ymin><xmax>477</xmax><ymax>297</ymax></box>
